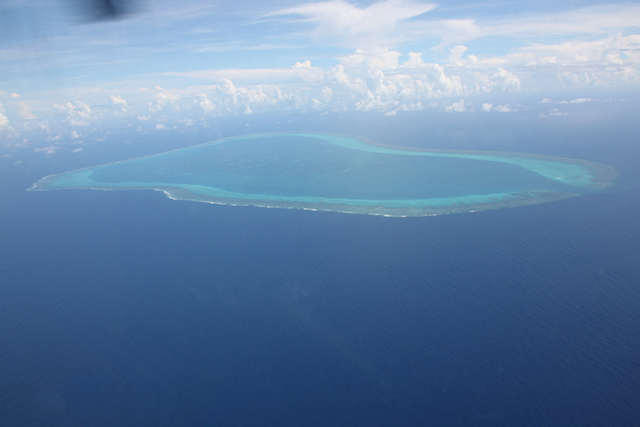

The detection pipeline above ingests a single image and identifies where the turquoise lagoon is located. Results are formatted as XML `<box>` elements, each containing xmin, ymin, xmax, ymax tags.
<box><xmin>30</xmin><ymin>133</ymin><xmax>618</xmax><ymax>216</ymax></box>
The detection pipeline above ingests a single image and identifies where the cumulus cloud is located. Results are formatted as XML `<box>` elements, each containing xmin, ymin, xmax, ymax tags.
<box><xmin>558</xmin><ymin>98</ymin><xmax>594</xmax><ymax>104</ymax></box>
<box><xmin>548</xmin><ymin>108</ymin><xmax>569</xmax><ymax>116</ymax></box>
<box><xmin>463</xmin><ymin>35</ymin><xmax>640</xmax><ymax>87</ymax></box>
<box><xmin>2</xmin><ymin>2</ymin><xmax>638</xmax><ymax>134</ymax></box>
<box><xmin>195</xmin><ymin>78</ymin><xmax>292</xmax><ymax>115</ymax></box>
<box><xmin>17</xmin><ymin>24</ymin><xmax>633</xmax><ymax>125</ymax></box>
<box><xmin>34</xmin><ymin>145</ymin><xmax>60</xmax><ymax>155</ymax></box>
<box><xmin>4</xmin><ymin>139</ymin><xmax>28</xmax><ymax>149</ymax></box>
<box><xmin>109</xmin><ymin>95</ymin><xmax>128</xmax><ymax>106</ymax></box>
<box><xmin>29</xmin><ymin>35</ymin><xmax>627</xmax><ymax>123</ymax></box>
<box><xmin>449</xmin><ymin>45</ymin><xmax>469</xmax><ymax>65</ymax></box>
<box><xmin>321</xmin><ymin>49</ymin><xmax>520</xmax><ymax>111</ymax></box>
<box><xmin>0</xmin><ymin>103</ymin><xmax>9</xmax><ymax>128</ymax></box>
<box><xmin>0</xmin><ymin>103</ymin><xmax>18</xmax><ymax>137</ymax></box>
<box><xmin>198</xmin><ymin>93</ymin><xmax>215</xmax><ymax>113</ymax></box>
<box><xmin>17</xmin><ymin>102</ymin><xmax>36</xmax><ymax>120</ymax></box>
<box><xmin>271</xmin><ymin>3</ymin><xmax>640</xmax><ymax>90</ymax></box>
<box><xmin>444</xmin><ymin>99</ymin><xmax>465</xmax><ymax>113</ymax></box>
<box><xmin>53</xmin><ymin>101</ymin><xmax>93</xmax><ymax>126</ymax></box>
<box><xmin>510</xmin><ymin>35</ymin><xmax>638</xmax><ymax>68</ymax></box>
<box><xmin>540</xmin><ymin>97</ymin><xmax>595</xmax><ymax>104</ymax></box>
<box><xmin>148</xmin><ymin>86</ymin><xmax>180</xmax><ymax>112</ymax></box>
<box><xmin>494</xmin><ymin>104</ymin><xmax>514</xmax><ymax>112</ymax></box>
<box><xmin>164</xmin><ymin>48</ymin><xmax>525</xmax><ymax>115</ymax></box>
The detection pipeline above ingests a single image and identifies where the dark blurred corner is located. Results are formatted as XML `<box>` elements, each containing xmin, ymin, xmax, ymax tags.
<box><xmin>67</xmin><ymin>0</ymin><xmax>142</xmax><ymax>22</ymax></box>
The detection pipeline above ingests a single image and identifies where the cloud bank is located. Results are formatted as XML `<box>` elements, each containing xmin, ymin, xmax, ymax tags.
<box><xmin>1</xmin><ymin>0</ymin><xmax>639</xmax><ymax>145</ymax></box>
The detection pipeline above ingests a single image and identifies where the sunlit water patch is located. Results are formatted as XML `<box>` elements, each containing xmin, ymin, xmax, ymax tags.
<box><xmin>29</xmin><ymin>133</ymin><xmax>617</xmax><ymax>216</ymax></box>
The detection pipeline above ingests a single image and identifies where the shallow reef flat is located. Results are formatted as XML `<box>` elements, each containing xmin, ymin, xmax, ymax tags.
<box><xmin>30</xmin><ymin>133</ymin><xmax>618</xmax><ymax>216</ymax></box>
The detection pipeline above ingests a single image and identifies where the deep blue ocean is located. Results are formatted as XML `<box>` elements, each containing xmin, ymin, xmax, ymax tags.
<box><xmin>1</xmin><ymin>104</ymin><xmax>640</xmax><ymax>426</ymax></box>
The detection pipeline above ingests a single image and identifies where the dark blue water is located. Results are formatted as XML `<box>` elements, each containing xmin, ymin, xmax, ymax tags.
<box><xmin>1</xmin><ymin>178</ymin><xmax>639</xmax><ymax>426</ymax></box>
<box><xmin>4</xmin><ymin>99</ymin><xmax>640</xmax><ymax>426</ymax></box>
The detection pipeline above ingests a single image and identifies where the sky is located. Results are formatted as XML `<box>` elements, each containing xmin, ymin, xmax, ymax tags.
<box><xmin>1</xmin><ymin>0</ymin><xmax>639</xmax><ymax>156</ymax></box>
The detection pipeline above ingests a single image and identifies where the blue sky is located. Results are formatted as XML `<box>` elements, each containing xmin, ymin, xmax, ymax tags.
<box><xmin>1</xmin><ymin>0</ymin><xmax>639</xmax><ymax>156</ymax></box>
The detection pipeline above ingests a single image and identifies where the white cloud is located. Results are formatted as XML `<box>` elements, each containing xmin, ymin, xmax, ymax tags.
<box><xmin>194</xmin><ymin>78</ymin><xmax>292</xmax><ymax>115</ymax></box>
<box><xmin>548</xmin><ymin>108</ymin><xmax>569</xmax><ymax>116</ymax></box>
<box><xmin>71</xmin><ymin>147</ymin><xmax>83</xmax><ymax>153</ymax></box>
<box><xmin>449</xmin><ymin>45</ymin><xmax>469</xmax><ymax>65</ymax></box>
<box><xmin>339</xmin><ymin>47</ymin><xmax>405</xmax><ymax>71</ymax></box>
<box><xmin>148</xmin><ymin>86</ymin><xmax>180</xmax><ymax>112</ymax></box>
<box><xmin>109</xmin><ymin>95</ymin><xmax>128</xmax><ymax>106</ymax></box>
<box><xmin>506</xmin><ymin>35</ymin><xmax>640</xmax><ymax>70</ymax></box>
<box><xmin>34</xmin><ymin>145</ymin><xmax>60</xmax><ymax>155</ymax></box>
<box><xmin>494</xmin><ymin>104</ymin><xmax>514</xmax><ymax>112</ymax></box>
<box><xmin>2</xmin><ymin>2</ymin><xmax>638</xmax><ymax>132</ymax></box>
<box><xmin>159</xmin><ymin>48</ymin><xmax>525</xmax><ymax>115</ymax></box>
<box><xmin>17</xmin><ymin>102</ymin><xmax>36</xmax><ymax>120</ymax></box>
<box><xmin>0</xmin><ymin>103</ymin><xmax>18</xmax><ymax>137</ymax></box>
<box><xmin>485</xmin><ymin>4</ymin><xmax>640</xmax><ymax>40</ymax></box>
<box><xmin>0</xmin><ymin>103</ymin><xmax>9</xmax><ymax>128</ymax></box>
<box><xmin>271</xmin><ymin>2</ymin><xmax>640</xmax><ymax>50</ymax></box>
<box><xmin>4</xmin><ymin>139</ymin><xmax>28</xmax><ymax>149</ymax></box>
<box><xmin>53</xmin><ymin>101</ymin><xmax>93</xmax><ymax>126</ymax></box>
<box><xmin>425</xmin><ymin>19</ymin><xmax>482</xmax><ymax>47</ymax></box>
<box><xmin>38</xmin><ymin>120</ymin><xmax>51</xmax><ymax>133</ymax></box>
<box><xmin>323</xmin><ymin>50</ymin><xmax>520</xmax><ymax>111</ymax></box>
<box><xmin>70</xmin><ymin>130</ymin><xmax>84</xmax><ymax>139</ymax></box>
<box><xmin>413</xmin><ymin>4</ymin><xmax>640</xmax><ymax>48</ymax></box>
<box><xmin>11</xmin><ymin>18</ymin><xmax>634</xmax><ymax>125</ymax></box>
<box><xmin>444</xmin><ymin>99</ymin><xmax>465</xmax><ymax>113</ymax></box>
<box><xmin>558</xmin><ymin>98</ymin><xmax>594</xmax><ymax>104</ymax></box>
<box><xmin>271</xmin><ymin>0</ymin><xmax>436</xmax><ymax>48</ymax></box>
<box><xmin>444</xmin><ymin>34</ymin><xmax>640</xmax><ymax>89</ymax></box>
<box><xmin>198</xmin><ymin>93</ymin><xmax>216</xmax><ymax>113</ymax></box>
<box><xmin>539</xmin><ymin>97</ymin><xmax>595</xmax><ymax>104</ymax></box>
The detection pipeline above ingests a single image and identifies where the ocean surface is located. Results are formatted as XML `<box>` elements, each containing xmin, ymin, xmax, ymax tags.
<box><xmin>1</xmin><ymin>108</ymin><xmax>640</xmax><ymax>426</ymax></box>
